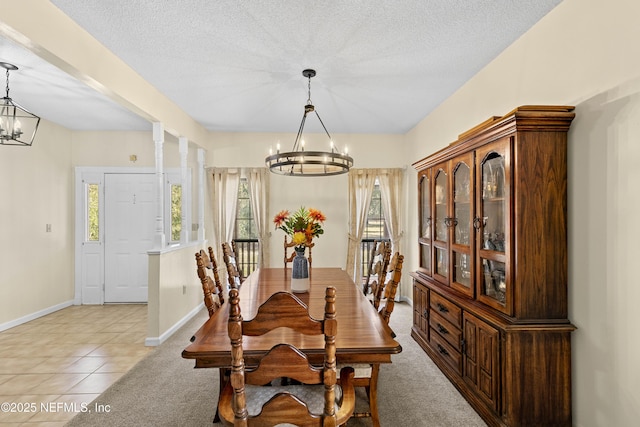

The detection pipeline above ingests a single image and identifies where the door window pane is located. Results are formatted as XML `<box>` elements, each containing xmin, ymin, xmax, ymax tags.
<box><xmin>86</xmin><ymin>183</ymin><xmax>99</xmax><ymax>241</ymax></box>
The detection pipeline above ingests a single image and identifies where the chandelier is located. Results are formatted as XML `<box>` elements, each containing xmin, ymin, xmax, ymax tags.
<box><xmin>0</xmin><ymin>62</ymin><xmax>40</xmax><ymax>146</ymax></box>
<box><xmin>266</xmin><ymin>69</ymin><xmax>353</xmax><ymax>176</ymax></box>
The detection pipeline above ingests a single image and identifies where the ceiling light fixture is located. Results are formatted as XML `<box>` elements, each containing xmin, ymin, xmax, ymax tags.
<box><xmin>0</xmin><ymin>62</ymin><xmax>40</xmax><ymax>146</ymax></box>
<box><xmin>266</xmin><ymin>69</ymin><xmax>353</xmax><ymax>176</ymax></box>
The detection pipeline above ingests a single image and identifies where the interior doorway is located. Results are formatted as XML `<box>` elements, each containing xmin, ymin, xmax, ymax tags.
<box><xmin>104</xmin><ymin>173</ymin><xmax>156</xmax><ymax>303</ymax></box>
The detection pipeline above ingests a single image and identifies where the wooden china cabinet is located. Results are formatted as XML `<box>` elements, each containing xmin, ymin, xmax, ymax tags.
<box><xmin>411</xmin><ymin>106</ymin><xmax>576</xmax><ymax>427</ymax></box>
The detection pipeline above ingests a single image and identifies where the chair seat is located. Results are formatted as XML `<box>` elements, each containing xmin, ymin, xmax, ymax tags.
<box><xmin>337</xmin><ymin>363</ymin><xmax>372</xmax><ymax>378</ymax></box>
<box><xmin>244</xmin><ymin>383</ymin><xmax>344</xmax><ymax>417</ymax></box>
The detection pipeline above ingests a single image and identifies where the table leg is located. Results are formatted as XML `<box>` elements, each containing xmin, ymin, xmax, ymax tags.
<box><xmin>213</xmin><ymin>367</ymin><xmax>229</xmax><ymax>423</ymax></box>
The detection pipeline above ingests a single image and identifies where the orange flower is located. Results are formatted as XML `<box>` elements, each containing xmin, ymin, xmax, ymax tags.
<box><xmin>305</xmin><ymin>223</ymin><xmax>314</xmax><ymax>241</ymax></box>
<box><xmin>273</xmin><ymin>210</ymin><xmax>289</xmax><ymax>228</ymax></box>
<box><xmin>308</xmin><ymin>208</ymin><xmax>326</xmax><ymax>223</ymax></box>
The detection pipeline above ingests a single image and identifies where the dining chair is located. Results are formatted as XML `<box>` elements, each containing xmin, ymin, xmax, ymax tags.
<box><xmin>218</xmin><ymin>287</ymin><xmax>356</xmax><ymax>426</ymax></box>
<box><xmin>370</xmin><ymin>242</ymin><xmax>392</xmax><ymax>310</ymax></box>
<box><xmin>195</xmin><ymin>249</ymin><xmax>224</xmax><ymax>317</ymax></box>
<box><xmin>221</xmin><ymin>242</ymin><xmax>243</xmax><ymax>289</ymax></box>
<box><xmin>362</xmin><ymin>240</ymin><xmax>379</xmax><ymax>295</ymax></box>
<box><xmin>284</xmin><ymin>235</ymin><xmax>314</xmax><ymax>269</ymax></box>
<box><xmin>341</xmin><ymin>252</ymin><xmax>404</xmax><ymax>427</ymax></box>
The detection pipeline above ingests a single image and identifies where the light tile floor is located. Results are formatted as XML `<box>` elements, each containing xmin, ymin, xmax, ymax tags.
<box><xmin>0</xmin><ymin>304</ymin><xmax>152</xmax><ymax>426</ymax></box>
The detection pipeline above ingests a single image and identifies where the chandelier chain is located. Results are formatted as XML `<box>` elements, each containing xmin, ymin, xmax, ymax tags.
<box><xmin>5</xmin><ymin>68</ymin><xmax>10</xmax><ymax>98</ymax></box>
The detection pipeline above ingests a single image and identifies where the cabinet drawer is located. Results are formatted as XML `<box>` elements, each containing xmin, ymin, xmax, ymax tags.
<box><xmin>430</xmin><ymin>310</ymin><xmax>462</xmax><ymax>351</ymax></box>
<box><xmin>430</xmin><ymin>292</ymin><xmax>462</xmax><ymax>328</ymax></box>
<box><xmin>429</xmin><ymin>327</ymin><xmax>462</xmax><ymax>375</ymax></box>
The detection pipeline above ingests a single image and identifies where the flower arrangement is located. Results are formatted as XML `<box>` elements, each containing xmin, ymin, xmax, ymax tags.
<box><xmin>273</xmin><ymin>206</ymin><xmax>326</xmax><ymax>249</ymax></box>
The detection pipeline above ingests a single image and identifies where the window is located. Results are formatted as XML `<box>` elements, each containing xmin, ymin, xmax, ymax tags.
<box><xmin>86</xmin><ymin>183</ymin><xmax>99</xmax><ymax>241</ymax></box>
<box><xmin>235</xmin><ymin>179</ymin><xmax>258</xmax><ymax>240</ymax></box>
<box><xmin>170</xmin><ymin>184</ymin><xmax>182</xmax><ymax>242</ymax></box>
<box><xmin>363</xmin><ymin>182</ymin><xmax>389</xmax><ymax>240</ymax></box>
<box><xmin>234</xmin><ymin>178</ymin><xmax>259</xmax><ymax>275</ymax></box>
<box><xmin>361</xmin><ymin>180</ymin><xmax>390</xmax><ymax>277</ymax></box>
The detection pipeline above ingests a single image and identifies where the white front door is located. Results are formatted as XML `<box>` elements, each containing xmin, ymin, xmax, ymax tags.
<box><xmin>104</xmin><ymin>173</ymin><xmax>156</xmax><ymax>303</ymax></box>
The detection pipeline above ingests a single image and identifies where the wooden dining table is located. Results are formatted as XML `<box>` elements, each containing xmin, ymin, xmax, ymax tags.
<box><xmin>182</xmin><ymin>267</ymin><xmax>402</xmax><ymax>369</ymax></box>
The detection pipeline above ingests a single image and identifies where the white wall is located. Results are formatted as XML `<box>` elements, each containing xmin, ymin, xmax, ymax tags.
<box><xmin>0</xmin><ymin>120</ymin><xmax>74</xmax><ymax>327</ymax></box>
<box><xmin>405</xmin><ymin>0</ymin><xmax>640</xmax><ymax>425</ymax></box>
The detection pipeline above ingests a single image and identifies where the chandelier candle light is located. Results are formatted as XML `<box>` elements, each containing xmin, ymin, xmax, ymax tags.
<box><xmin>265</xmin><ymin>69</ymin><xmax>353</xmax><ymax>176</ymax></box>
<box><xmin>274</xmin><ymin>207</ymin><xmax>326</xmax><ymax>292</ymax></box>
<box><xmin>0</xmin><ymin>62</ymin><xmax>40</xmax><ymax>146</ymax></box>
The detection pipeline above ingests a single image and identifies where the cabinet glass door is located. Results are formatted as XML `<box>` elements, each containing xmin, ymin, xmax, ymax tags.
<box><xmin>433</xmin><ymin>165</ymin><xmax>448</xmax><ymax>282</ymax></box>
<box><xmin>475</xmin><ymin>138</ymin><xmax>511</xmax><ymax>315</ymax></box>
<box><xmin>418</xmin><ymin>171</ymin><xmax>431</xmax><ymax>275</ymax></box>
<box><xmin>451</xmin><ymin>156</ymin><xmax>473</xmax><ymax>296</ymax></box>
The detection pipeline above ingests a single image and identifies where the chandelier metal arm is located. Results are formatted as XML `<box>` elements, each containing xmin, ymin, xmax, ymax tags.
<box><xmin>292</xmin><ymin>109</ymin><xmax>308</xmax><ymax>153</ymax></box>
<box><xmin>313</xmin><ymin>110</ymin><xmax>334</xmax><ymax>152</ymax></box>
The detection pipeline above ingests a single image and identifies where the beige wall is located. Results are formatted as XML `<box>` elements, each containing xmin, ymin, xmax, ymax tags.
<box><xmin>147</xmin><ymin>242</ymin><xmax>205</xmax><ymax>344</ymax></box>
<box><xmin>204</xmin><ymin>131</ymin><xmax>408</xmax><ymax>272</ymax></box>
<box><xmin>405</xmin><ymin>0</ymin><xmax>640</xmax><ymax>425</ymax></box>
<box><xmin>0</xmin><ymin>120</ymin><xmax>74</xmax><ymax>325</ymax></box>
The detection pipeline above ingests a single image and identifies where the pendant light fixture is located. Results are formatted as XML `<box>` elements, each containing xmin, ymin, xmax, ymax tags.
<box><xmin>266</xmin><ymin>69</ymin><xmax>353</xmax><ymax>176</ymax></box>
<box><xmin>0</xmin><ymin>62</ymin><xmax>40</xmax><ymax>146</ymax></box>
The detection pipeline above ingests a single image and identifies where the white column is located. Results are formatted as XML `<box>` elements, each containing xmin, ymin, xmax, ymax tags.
<box><xmin>153</xmin><ymin>122</ymin><xmax>166</xmax><ymax>248</ymax></box>
<box><xmin>179</xmin><ymin>136</ymin><xmax>189</xmax><ymax>244</ymax></box>
<box><xmin>197</xmin><ymin>148</ymin><xmax>206</xmax><ymax>242</ymax></box>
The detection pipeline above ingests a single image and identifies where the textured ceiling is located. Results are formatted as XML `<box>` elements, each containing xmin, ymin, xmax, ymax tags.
<box><xmin>1</xmin><ymin>1</ymin><xmax>563</xmax><ymax>134</ymax></box>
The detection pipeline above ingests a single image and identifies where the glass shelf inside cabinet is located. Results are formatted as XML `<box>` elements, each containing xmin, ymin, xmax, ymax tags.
<box><xmin>435</xmin><ymin>247</ymin><xmax>448</xmax><ymax>276</ymax></box>
<box><xmin>434</xmin><ymin>169</ymin><xmax>448</xmax><ymax>242</ymax></box>
<box><xmin>454</xmin><ymin>163</ymin><xmax>471</xmax><ymax>246</ymax></box>
<box><xmin>481</xmin><ymin>154</ymin><xmax>505</xmax><ymax>253</ymax></box>
<box><xmin>420</xmin><ymin>243</ymin><xmax>431</xmax><ymax>272</ymax></box>
<box><xmin>481</xmin><ymin>258</ymin><xmax>506</xmax><ymax>304</ymax></box>
<box><xmin>453</xmin><ymin>252</ymin><xmax>471</xmax><ymax>288</ymax></box>
<box><xmin>420</xmin><ymin>174</ymin><xmax>431</xmax><ymax>240</ymax></box>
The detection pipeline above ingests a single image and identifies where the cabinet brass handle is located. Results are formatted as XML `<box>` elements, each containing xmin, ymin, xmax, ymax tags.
<box><xmin>423</xmin><ymin>309</ymin><xmax>428</xmax><ymax>318</ymax></box>
<box><xmin>444</xmin><ymin>217</ymin><xmax>458</xmax><ymax>227</ymax></box>
<box><xmin>436</xmin><ymin>303</ymin><xmax>449</xmax><ymax>313</ymax></box>
<box><xmin>473</xmin><ymin>217</ymin><xmax>482</xmax><ymax>230</ymax></box>
<box><xmin>437</xmin><ymin>324</ymin><xmax>448</xmax><ymax>334</ymax></box>
<box><xmin>437</xmin><ymin>344</ymin><xmax>450</xmax><ymax>356</ymax></box>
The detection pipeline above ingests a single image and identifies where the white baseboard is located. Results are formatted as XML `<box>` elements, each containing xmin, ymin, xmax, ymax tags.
<box><xmin>0</xmin><ymin>300</ymin><xmax>74</xmax><ymax>332</ymax></box>
<box><xmin>144</xmin><ymin>303</ymin><xmax>204</xmax><ymax>347</ymax></box>
<box><xmin>399</xmin><ymin>295</ymin><xmax>412</xmax><ymax>305</ymax></box>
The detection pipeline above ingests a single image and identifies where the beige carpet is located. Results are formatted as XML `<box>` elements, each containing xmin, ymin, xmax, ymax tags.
<box><xmin>65</xmin><ymin>301</ymin><xmax>486</xmax><ymax>426</ymax></box>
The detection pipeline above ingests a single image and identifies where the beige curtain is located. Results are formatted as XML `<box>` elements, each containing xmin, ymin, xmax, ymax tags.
<box><xmin>208</xmin><ymin>168</ymin><xmax>240</xmax><ymax>274</ymax></box>
<box><xmin>345</xmin><ymin>169</ymin><xmax>377</xmax><ymax>283</ymax></box>
<box><xmin>247</xmin><ymin>168</ymin><xmax>270</xmax><ymax>268</ymax></box>
<box><xmin>378</xmin><ymin>168</ymin><xmax>404</xmax><ymax>255</ymax></box>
